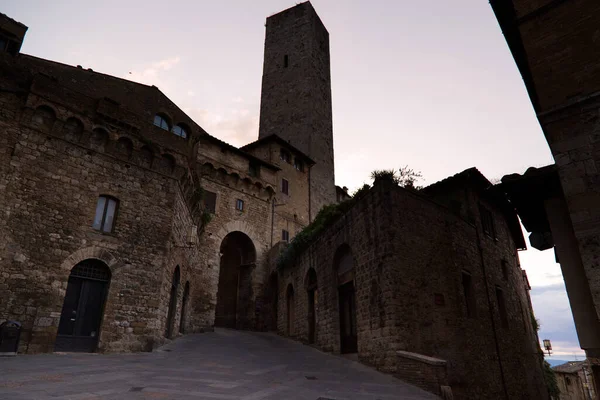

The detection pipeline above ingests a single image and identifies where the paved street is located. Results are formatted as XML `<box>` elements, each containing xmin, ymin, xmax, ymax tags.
<box><xmin>0</xmin><ymin>329</ymin><xmax>438</xmax><ymax>400</ymax></box>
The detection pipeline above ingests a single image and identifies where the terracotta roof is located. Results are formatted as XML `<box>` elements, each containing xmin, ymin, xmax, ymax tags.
<box><xmin>553</xmin><ymin>361</ymin><xmax>584</xmax><ymax>374</ymax></box>
<box><xmin>240</xmin><ymin>134</ymin><xmax>315</xmax><ymax>165</ymax></box>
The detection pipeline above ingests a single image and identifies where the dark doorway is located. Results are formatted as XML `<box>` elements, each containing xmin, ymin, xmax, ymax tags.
<box><xmin>55</xmin><ymin>260</ymin><xmax>111</xmax><ymax>352</ymax></box>
<box><xmin>165</xmin><ymin>266</ymin><xmax>180</xmax><ymax>338</ymax></box>
<box><xmin>338</xmin><ymin>281</ymin><xmax>357</xmax><ymax>353</ymax></box>
<box><xmin>286</xmin><ymin>284</ymin><xmax>295</xmax><ymax>336</ymax></box>
<box><xmin>335</xmin><ymin>244</ymin><xmax>357</xmax><ymax>354</ymax></box>
<box><xmin>215</xmin><ymin>232</ymin><xmax>256</xmax><ymax>328</ymax></box>
<box><xmin>179</xmin><ymin>281</ymin><xmax>190</xmax><ymax>334</ymax></box>
<box><xmin>268</xmin><ymin>272</ymin><xmax>278</xmax><ymax>331</ymax></box>
<box><xmin>306</xmin><ymin>268</ymin><xmax>317</xmax><ymax>344</ymax></box>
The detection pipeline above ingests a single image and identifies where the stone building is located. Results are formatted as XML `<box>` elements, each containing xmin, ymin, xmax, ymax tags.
<box><xmin>553</xmin><ymin>361</ymin><xmax>596</xmax><ymax>400</ymax></box>
<box><xmin>491</xmin><ymin>0</ymin><xmax>600</xmax><ymax>391</ymax></box>
<box><xmin>0</xmin><ymin>2</ymin><xmax>547</xmax><ymax>398</ymax></box>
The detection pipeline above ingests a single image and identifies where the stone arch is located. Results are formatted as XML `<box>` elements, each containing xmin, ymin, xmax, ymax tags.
<box><xmin>286</xmin><ymin>283</ymin><xmax>295</xmax><ymax>336</ymax></box>
<box><xmin>115</xmin><ymin>136</ymin><xmax>133</xmax><ymax>159</ymax></box>
<box><xmin>215</xmin><ymin>231</ymin><xmax>256</xmax><ymax>329</ymax></box>
<box><xmin>58</xmin><ymin>247</ymin><xmax>123</xmax><ymax>277</ymax></box>
<box><xmin>179</xmin><ymin>281</ymin><xmax>190</xmax><ymax>334</ymax></box>
<box><xmin>32</xmin><ymin>104</ymin><xmax>57</xmax><ymax>131</ymax></box>
<box><xmin>138</xmin><ymin>145</ymin><xmax>154</xmax><ymax>168</ymax></box>
<box><xmin>334</xmin><ymin>244</ymin><xmax>357</xmax><ymax>354</ymax></box>
<box><xmin>90</xmin><ymin>127</ymin><xmax>109</xmax><ymax>151</ymax></box>
<box><xmin>158</xmin><ymin>153</ymin><xmax>176</xmax><ymax>174</ymax></box>
<box><xmin>305</xmin><ymin>268</ymin><xmax>318</xmax><ymax>343</ymax></box>
<box><xmin>165</xmin><ymin>265</ymin><xmax>180</xmax><ymax>338</ymax></box>
<box><xmin>62</xmin><ymin>117</ymin><xmax>84</xmax><ymax>142</ymax></box>
<box><xmin>55</xmin><ymin>259</ymin><xmax>112</xmax><ymax>352</ymax></box>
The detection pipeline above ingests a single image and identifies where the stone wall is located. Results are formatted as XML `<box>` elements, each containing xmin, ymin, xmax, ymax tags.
<box><xmin>273</xmin><ymin>177</ymin><xmax>547</xmax><ymax>399</ymax></box>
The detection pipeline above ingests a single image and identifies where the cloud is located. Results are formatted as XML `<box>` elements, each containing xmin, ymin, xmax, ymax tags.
<box><xmin>125</xmin><ymin>56</ymin><xmax>181</xmax><ymax>89</ymax></box>
<box><xmin>186</xmin><ymin>107</ymin><xmax>259</xmax><ymax>147</ymax></box>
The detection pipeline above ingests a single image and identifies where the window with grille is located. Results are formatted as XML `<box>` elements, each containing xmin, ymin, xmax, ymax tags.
<box><xmin>236</xmin><ymin>199</ymin><xmax>244</xmax><ymax>211</ymax></box>
<box><xmin>282</xmin><ymin>229</ymin><xmax>289</xmax><ymax>242</ymax></box>
<box><xmin>203</xmin><ymin>191</ymin><xmax>217</xmax><ymax>214</ymax></box>
<box><xmin>281</xmin><ymin>178</ymin><xmax>289</xmax><ymax>195</ymax></box>
<box><xmin>92</xmin><ymin>196</ymin><xmax>119</xmax><ymax>233</ymax></box>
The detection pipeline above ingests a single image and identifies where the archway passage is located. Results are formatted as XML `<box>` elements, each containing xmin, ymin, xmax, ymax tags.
<box><xmin>335</xmin><ymin>244</ymin><xmax>357</xmax><ymax>354</ymax></box>
<box><xmin>286</xmin><ymin>284</ymin><xmax>295</xmax><ymax>336</ymax></box>
<box><xmin>165</xmin><ymin>266</ymin><xmax>180</xmax><ymax>339</ymax></box>
<box><xmin>55</xmin><ymin>260</ymin><xmax>111</xmax><ymax>352</ymax></box>
<box><xmin>215</xmin><ymin>231</ymin><xmax>256</xmax><ymax>329</ymax></box>
<box><xmin>267</xmin><ymin>272</ymin><xmax>278</xmax><ymax>331</ymax></box>
<box><xmin>306</xmin><ymin>268</ymin><xmax>318</xmax><ymax>344</ymax></box>
<box><xmin>179</xmin><ymin>281</ymin><xmax>190</xmax><ymax>334</ymax></box>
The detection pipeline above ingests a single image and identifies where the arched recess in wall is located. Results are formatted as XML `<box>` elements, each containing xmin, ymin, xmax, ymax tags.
<box><xmin>55</xmin><ymin>259</ymin><xmax>111</xmax><ymax>353</ymax></box>
<box><xmin>179</xmin><ymin>281</ymin><xmax>190</xmax><ymax>334</ymax></box>
<box><xmin>267</xmin><ymin>272</ymin><xmax>279</xmax><ymax>332</ymax></box>
<box><xmin>305</xmin><ymin>268</ymin><xmax>318</xmax><ymax>344</ymax></box>
<box><xmin>138</xmin><ymin>145</ymin><xmax>154</xmax><ymax>168</ymax></box>
<box><xmin>286</xmin><ymin>283</ymin><xmax>295</xmax><ymax>336</ymax></box>
<box><xmin>90</xmin><ymin>128</ymin><xmax>109</xmax><ymax>152</ymax></box>
<box><xmin>32</xmin><ymin>105</ymin><xmax>56</xmax><ymax>131</ymax></box>
<box><xmin>158</xmin><ymin>154</ymin><xmax>176</xmax><ymax>174</ymax></box>
<box><xmin>165</xmin><ymin>266</ymin><xmax>180</xmax><ymax>339</ymax></box>
<box><xmin>115</xmin><ymin>137</ymin><xmax>133</xmax><ymax>159</ymax></box>
<box><xmin>62</xmin><ymin>117</ymin><xmax>84</xmax><ymax>142</ymax></box>
<box><xmin>334</xmin><ymin>244</ymin><xmax>358</xmax><ymax>354</ymax></box>
<box><xmin>215</xmin><ymin>231</ymin><xmax>256</xmax><ymax>329</ymax></box>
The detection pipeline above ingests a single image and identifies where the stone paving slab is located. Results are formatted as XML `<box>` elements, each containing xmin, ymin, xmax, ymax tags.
<box><xmin>0</xmin><ymin>329</ymin><xmax>438</xmax><ymax>399</ymax></box>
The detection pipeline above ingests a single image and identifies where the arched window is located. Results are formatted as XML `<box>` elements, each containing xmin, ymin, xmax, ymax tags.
<box><xmin>171</xmin><ymin>124</ymin><xmax>188</xmax><ymax>139</ymax></box>
<box><xmin>92</xmin><ymin>195</ymin><xmax>119</xmax><ymax>233</ymax></box>
<box><xmin>139</xmin><ymin>146</ymin><xmax>154</xmax><ymax>168</ymax></box>
<box><xmin>153</xmin><ymin>114</ymin><xmax>170</xmax><ymax>131</ymax></box>
<box><xmin>32</xmin><ymin>105</ymin><xmax>56</xmax><ymax>130</ymax></box>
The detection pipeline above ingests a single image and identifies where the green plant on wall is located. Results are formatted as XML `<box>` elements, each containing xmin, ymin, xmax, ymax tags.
<box><xmin>543</xmin><ymin>360</ymin><xmax>560</xmax><ymax>399</ymax></box>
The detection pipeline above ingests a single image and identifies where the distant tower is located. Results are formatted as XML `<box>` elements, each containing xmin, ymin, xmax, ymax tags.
<box><xmin>258</xmin><ymin>1</ymin><xmax>336</xmax><ymax>219</ymax></box>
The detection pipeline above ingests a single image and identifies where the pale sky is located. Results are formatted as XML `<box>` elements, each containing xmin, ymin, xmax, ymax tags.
<box><xmin>3</xmin><ymin>0</ymin><xmax>582</xmax><ymax>358</ymax></box>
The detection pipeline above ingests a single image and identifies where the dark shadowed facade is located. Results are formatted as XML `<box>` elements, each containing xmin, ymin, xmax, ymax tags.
<box><xmin>0</xmin><ymin>3</ymin><xmax>546</xmax><ymax>399</ymax></box>
<box><xmin>491</xmin><ymin>0</ymin><xmax>600</xmax><ymax>392</ymax></box>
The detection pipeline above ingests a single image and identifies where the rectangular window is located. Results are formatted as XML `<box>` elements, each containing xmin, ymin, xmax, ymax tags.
<box><xmin>92</xmin><ymin>196</ymin><xmax>118</xmax><ymax>233</ymax></box>
<box><xmin>282</xmin><ymin>229</ymin><xmax>289</xmax><ymax>242</ymax></box>
<box><xmin>462</xmin><ymin>271</ymin><xmax>476</xmax><ymax>318</ymax></box>
<box><xmin>294</xmin><ymin>157</ymin><xmax>304</xmax><ymax>172</ymax></box>
<box><xmin>479</xmin><ymin>204</ymin><xmax>496</xmax><ymax>238</ymax></box>
<box><xmin>281</xmin><ymin>178</ymin><xmax>289</xmax><ymax>195</ymax></box>
<box><xmin>236</xmin><ymin>199</ymin><xmax>244</xmax><ymax>211</ymax></box>
<box><xmin>280</xmin><ymin>149</ymin><xmax>291</xmax><ymax>163</ymax></box>
<box><xmin>496</xmin><ymin>286</ymin><xmax>509</xmax><ymax>328</ymax></box>
<box><xmin>284</xmin><ymin>54</ymin><xmax>289</xmax><ymax>68</ymax></box>
<box><xmin>203</xmin><ymin>191</ymin><xmax>217</xmax><ymax>214</ymax></box>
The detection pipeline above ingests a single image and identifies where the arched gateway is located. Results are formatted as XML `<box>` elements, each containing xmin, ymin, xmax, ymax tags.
<box><xmin>215</xmin><ymin>231</ymin><xmax>256</xmax><ymax>328</ymax></box>
<box><xmin>55</xmin><ymin>259</ymin><xmax>111</xmax><ymax>352</ymax></box>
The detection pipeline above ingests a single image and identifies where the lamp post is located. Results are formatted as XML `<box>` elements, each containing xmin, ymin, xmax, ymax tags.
<box><xmin>543</xmin><ymin>339</ymin><xmax>552</xmax><ymax>356</ymax></box>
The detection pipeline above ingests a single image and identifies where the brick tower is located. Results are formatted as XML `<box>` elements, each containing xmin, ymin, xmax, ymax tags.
<box><xmin>258</xmin><ymin>2</ymin><xmax>336</xmax><ymax>220</ymax></box>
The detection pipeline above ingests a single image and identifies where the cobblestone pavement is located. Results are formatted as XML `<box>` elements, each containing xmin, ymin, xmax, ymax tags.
<box><xmin>0</xmin><ymin>329</ymin><xmax>438</xmax><ymax>400</ymax></box>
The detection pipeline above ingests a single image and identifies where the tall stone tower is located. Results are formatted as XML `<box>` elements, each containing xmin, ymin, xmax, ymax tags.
<box><xmin>258</xmin><ymin>2</ymin><xmax>335</xmax><ymax>220</ymax></box>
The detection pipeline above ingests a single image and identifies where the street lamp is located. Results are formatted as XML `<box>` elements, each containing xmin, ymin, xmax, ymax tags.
<box><xmin>543</xmin><ymin>339</ymin><xmax>552</xmax><ymax>356</ymax></box>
